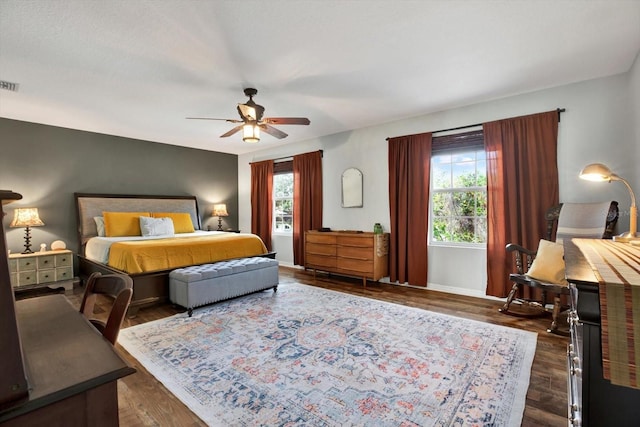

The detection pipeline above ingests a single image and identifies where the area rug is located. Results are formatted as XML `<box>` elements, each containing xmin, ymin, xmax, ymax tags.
<box><xmin>119</xmin><ymin>283</ymin><xmax>537</xmax><ymax>426</ymax></box>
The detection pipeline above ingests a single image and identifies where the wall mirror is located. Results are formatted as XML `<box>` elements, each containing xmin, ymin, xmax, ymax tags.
<box><xmin>341</xmin><ymin>168</ymin><xmax>363</xmax><ymax>208</ymax></box>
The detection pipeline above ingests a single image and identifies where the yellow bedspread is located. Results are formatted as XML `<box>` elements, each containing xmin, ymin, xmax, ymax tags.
<box><xmin>108</xmin><ymin>233</ymin><xmax>268</xmax><ymax>274</ymax></box>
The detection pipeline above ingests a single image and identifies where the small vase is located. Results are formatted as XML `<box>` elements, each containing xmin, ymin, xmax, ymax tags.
<box><xmin>373</xmin><ymin>223</ymin><xmax>383</xmax><ymax>234</ymax></box>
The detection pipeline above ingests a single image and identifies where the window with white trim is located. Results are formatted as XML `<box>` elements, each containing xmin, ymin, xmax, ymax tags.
<box><xmin>273</xmin><ymin>172</ymin><xmax>293</xmax><ymax>233</ymax></box>
<box><xmin>430</xmin><ymin>130</ymin><xmax>487</xmax><ymax>244</ymax></box>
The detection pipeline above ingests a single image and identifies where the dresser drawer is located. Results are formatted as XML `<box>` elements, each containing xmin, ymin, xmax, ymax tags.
<box><xmin>337</xmin><ymin>245</ymin><xmax>372</xmax><ymax>260</ymax></box>
<box><xmin>306</xmin><ymin>254</ymin><xmax>337</xmax><ymax>269</ymax></box>
<box><xmin>306</xmin><ymin>233</ymin><xmax>337</xmax><ymax>244</ymax></box>
<box><xmin>306</xmin><ymin>242</ymin><xmax>337</xmax><ymax>256</ymax></box>
<box><xmin>338</xmin><ymin>257</ymin><xmax>373</xmax><ymax>274</ymax></box>
<box><xmin>337</xmin><ymin>235</ymin><xmax>372</xmax><ymax>247</ymax></box>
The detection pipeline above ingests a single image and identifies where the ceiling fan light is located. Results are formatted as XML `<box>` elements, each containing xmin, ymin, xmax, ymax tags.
<box><xmin>243</xmin><ymin>124</ymin><xmax>260</xmax><ymax>143</ymax></box>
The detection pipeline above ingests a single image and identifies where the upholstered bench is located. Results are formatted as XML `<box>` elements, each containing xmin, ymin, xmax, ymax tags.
<box><xmin>169</xmin><ymin>257</ymin><xmax>279</xmax><ymax>316</ymax></box>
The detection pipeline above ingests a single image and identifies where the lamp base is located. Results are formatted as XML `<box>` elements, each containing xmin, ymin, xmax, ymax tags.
<box><xmin>217</xmin><ymin>217</ymin><xmax>223</xmax><ymax>231</ymax></box>
<box><xmin>22</xmin><ymin>225</ymin><xmax>34</xmax><ymax>254</ymax></box>
<box><xmin>613</xmin><ymin>232</ymin><xmax>640</xmax><ymax>243</ymax></box>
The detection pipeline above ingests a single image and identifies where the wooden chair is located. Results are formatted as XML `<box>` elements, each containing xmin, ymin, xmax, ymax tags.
<box><xmin>499</xmin><ymin>201</ymin><xmax>618</xmax><ymax>335</ymax></box>
<box><xmin>79</xmin><ymin>272</ymin><xmax>133</xmax><ymax>345</ymax></box>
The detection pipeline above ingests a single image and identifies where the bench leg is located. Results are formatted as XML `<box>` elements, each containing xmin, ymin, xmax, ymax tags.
<box><xmin>273</xmin><ymin>285</ymin><xmax>278</xmax><ymax>293</ymax></box>
<box><xmin>188</xmin><ymin>308</ymin><xmax>193</xmax><ymax>317</ymax></box>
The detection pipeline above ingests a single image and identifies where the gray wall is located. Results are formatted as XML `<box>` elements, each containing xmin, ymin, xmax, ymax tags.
<box><xmin>0</xmin><ymin>118</ymin><xmax>238</xmax><ymax>256</ymax></box>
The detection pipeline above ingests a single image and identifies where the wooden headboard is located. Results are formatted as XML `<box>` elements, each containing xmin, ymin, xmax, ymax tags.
<box><xmin>74</xmin><ymin>193</ymin><xmax>201</xmax><ymax>254</ymax></box>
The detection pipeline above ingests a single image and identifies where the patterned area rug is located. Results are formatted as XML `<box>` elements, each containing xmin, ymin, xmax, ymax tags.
<box><xmin>119</xmin><ymin>283</ymin><xmax>537</xmax><ymax>426</ymax></box>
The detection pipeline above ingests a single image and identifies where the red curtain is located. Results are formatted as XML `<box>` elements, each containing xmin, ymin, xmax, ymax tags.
<box><xmin>388</xmin><ymin>133</ymin><xmax>431</xmax><ymax>286</ymax></box>
<box><xmin>250</xmin><ymin>160</ymin><xmax>274</xmax><ymax>251</ymax></box>
<box><xmin>484</xmin><ymin>111</ymin><xmax>559</xmax><ymax>297</ymax></box>
<box><xmin>293</xmin><ymin>151</ymin><xmax>323</xmax><ymax>266</ymax></box>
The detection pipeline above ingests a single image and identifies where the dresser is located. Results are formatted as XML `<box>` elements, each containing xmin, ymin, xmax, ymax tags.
<box><xmin>9</xmin><ymin>249</ymin><xmax>74</xmax><ymax>290</ymax></box>
<box><xmin>565</xmin><ymin>239</ymin><xmax>640</xmax><ymax>427</ymax></box>
<box><xmin>304</xmin><ymin>230</ymin><xmax>389</xmax><ymax>286</ymax></box>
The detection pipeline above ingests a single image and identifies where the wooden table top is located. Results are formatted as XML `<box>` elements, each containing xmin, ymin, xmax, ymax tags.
<box><xmin>0</xmin><ymin>294</ymin><xmax>135</xmax><ymax>421</ymax></box>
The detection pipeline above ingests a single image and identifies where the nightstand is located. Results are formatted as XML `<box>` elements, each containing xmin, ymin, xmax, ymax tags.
<box><xmin>9</xmin><ymin>249</ymin><xmax>74</xmax><ymax>292</ymax></box>
<box><xmin>224</xmin><ymin>229</ymin><xmax>241</xmax><ymax>233</ymax></box>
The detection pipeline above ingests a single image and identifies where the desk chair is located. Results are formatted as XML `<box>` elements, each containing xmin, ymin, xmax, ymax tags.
<box><xmin>79</xmin><ymin>272</ymin><xmax>133</xmax><ymax>345</ymax></box>
<box><xmin>499</xmin><ymin>201</ymin><xmax>618</xmax><ymax>334</ymax></box>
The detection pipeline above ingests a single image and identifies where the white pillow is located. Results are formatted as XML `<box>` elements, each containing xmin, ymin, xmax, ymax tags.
<box><xmin>139</xmin><ymin>216</ymin><xmax>175</xmax><ymax>237</ymax></box>
<box><xmin>94</xmin><ymin>216</ymin><xmax>106</xmax><ymax>237</ymax></box>
<box><xmin>526</xmin><ymin>239</ymin><xmax>568</xmax><ymax>286</ymax></box>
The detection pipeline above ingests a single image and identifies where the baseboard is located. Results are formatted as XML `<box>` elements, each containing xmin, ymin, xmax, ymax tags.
<box><xmin>425</xmin><ymin>283</ymin><xmax>504</xmax><ymax>301</ymax></box>
<box><xmin>279</xmin><ymin>264</ymin><xmax>505</xmax><ymax>302</ymax></box>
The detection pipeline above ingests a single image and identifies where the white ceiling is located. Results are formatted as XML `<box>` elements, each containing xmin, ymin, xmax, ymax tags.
<box><xmin>1</xmin><ymin>1</ymin><xmax>639</xmax><ymax>155</ymax></box>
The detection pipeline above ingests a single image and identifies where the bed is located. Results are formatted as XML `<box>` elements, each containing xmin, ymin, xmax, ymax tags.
<box><xmin>75</xmin><ymin>193</ymin><xmax>274</xmax><ymax>314</ymax></box>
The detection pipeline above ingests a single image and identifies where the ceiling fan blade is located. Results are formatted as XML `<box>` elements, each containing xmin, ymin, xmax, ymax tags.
<box><xmin>259</xmin><ymin>124</ymin><xmax>288</xmax><ymax>139</ymax></box>
<box><xmin>263</xmin><ymin>117</ymin><xmax>310</xmax><ymax>125</ymax></box>
<box><xmin>220</xmin><ymin>125</ymin><xmax>244</xmax><ymax>138</ymax></box>
<box><xmin>186</xmin><ymin>117</ymin><xmax>243</xmax><ymax>123</ymax></box>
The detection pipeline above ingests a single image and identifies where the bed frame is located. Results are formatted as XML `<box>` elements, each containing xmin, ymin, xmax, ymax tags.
<box><xmin>75</xmin><ymin>193</ymin><xmax>274</xmax><ymax>315</ymax></box>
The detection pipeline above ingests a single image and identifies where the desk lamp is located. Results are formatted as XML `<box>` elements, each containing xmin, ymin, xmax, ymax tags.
<box><xmin>579</xmin><ymin>163</ymin><xmax>638</xmax><ymax>241</ymax></box>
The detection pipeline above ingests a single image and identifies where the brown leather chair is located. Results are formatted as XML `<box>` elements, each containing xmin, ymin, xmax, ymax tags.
<box><xmin>79</xmin><ymin>272</ymin><xmax>133</xmax><ymax>345</ymax></box>
<box><xmin>499</xmin><ymin>201</ymin><xmax>618</xmax><ymax>335</ymax></box>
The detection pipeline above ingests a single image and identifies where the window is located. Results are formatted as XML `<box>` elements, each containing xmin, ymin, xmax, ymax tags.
<box><xmin>273</xmin><ymin>172</ymin><xmax>293</xmax><ymax>233</ymax></box>
<box><xmin>430</xmin><ymin>131</ymin><xmax>487</xmax><ymax>244</ymax></box>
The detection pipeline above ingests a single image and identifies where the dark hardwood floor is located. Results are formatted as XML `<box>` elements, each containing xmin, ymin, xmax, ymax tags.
<box><xmin>66</xmin><ymin>267</ymin><xmax>568</xmax><ymax>426</ymax></box>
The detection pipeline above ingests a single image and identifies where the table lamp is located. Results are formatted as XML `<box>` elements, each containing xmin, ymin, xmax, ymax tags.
<box><xmin>10</xmin><ymin>207</ymin><xmax>45</xmax><ymax>253</ymax></box>
<box><xmin>212</xmin><ymin>204</ymin><xmax>229</xmax><ymax>231</ymax></box>
<box><xmin>579</xmin><ymin>163</ymin><xmax>638</xmax><ymax>241</ymax></box>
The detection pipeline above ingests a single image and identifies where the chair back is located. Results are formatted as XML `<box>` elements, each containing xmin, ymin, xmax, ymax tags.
<box><xmin>79</xmin><ymin>272</ymin><xmax>133</xmax><ymax>345</ymax></box>
<box><xmin>544</xmin><ymin>201</ymin><xmax>619</xmax><ymax>243</ymax></box>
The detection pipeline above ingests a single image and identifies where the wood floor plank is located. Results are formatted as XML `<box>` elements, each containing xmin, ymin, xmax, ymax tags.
<box><xmin>66</xmin><ymin>266</ymin><xmax>568</xmax><ymax>426</ymax></box>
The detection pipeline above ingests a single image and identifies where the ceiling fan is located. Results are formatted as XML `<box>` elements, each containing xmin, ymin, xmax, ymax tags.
<box><xmin>187</xmin><ymin>88</ymin><xmax>310</xmax><ymax>143</ymax></box>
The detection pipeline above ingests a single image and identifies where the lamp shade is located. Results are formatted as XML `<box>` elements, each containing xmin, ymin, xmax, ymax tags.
<box><xmin>242</xmin><ymin>123</ymin><xmax>260</xmax><ymax>143</ymax></box>
<box><xmin>579</xmin><ymin>163</ymin><xmax>615</xmax><ymax>182</ymax></box>
<box><xmin>213</xmin><ymin>204</ymin><xmax>229</xmax><ymax>217</ymax></box>
<box><xmin>10</xmin><ymin>208</ymin><xmax>44</xmax><ymax>227</ymax></box>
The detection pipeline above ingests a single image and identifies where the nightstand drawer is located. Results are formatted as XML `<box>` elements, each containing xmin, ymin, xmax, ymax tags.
<box><xmin>55</xmin><ymin>253</ymin><xmax>72</xmax><ymax>267</ymax></box>
<box><xmin>17</xmin><ymin>258</ymin><xmax>37</xmax><ymax>271</ymax></box>
<box><xmin>38</xmin><ymin>269</ymin><xmax>56</xmax><ymax>283</ymax></box>
<box><xmin>37</xmin><ymin>255</ymin><xmax>56</xmax><ymax>269</ymax></box>
<box><xmin>18</xmin><ymin>271</ymin><xmax>37</xmax><ymax>285</ymax></box>
<box><xmin>55</xmin><ymin>267</ymin><xmax>73</xmax><ymax>281</ymax></box>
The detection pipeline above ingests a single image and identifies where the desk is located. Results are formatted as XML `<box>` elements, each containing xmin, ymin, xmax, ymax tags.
<box><xmin>565</xmin><ymin>239</ymin><xmax>640</xmax><ymax>427</ymax></box>
<box><xmin>0</xmin><ymin>295</ymin><xmax>135</xmax><ymax>426</ymax></box>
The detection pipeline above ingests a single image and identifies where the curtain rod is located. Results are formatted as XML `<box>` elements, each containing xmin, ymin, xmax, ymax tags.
<box><xmin>386</xmin><ymin>108</ymin><xmax>565</xmax><ymax>140</ymax></box>
<box><xmin>250</xmin><ymin>149</ymin><xmax>323</xmax><ymax>164</ymax></box>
